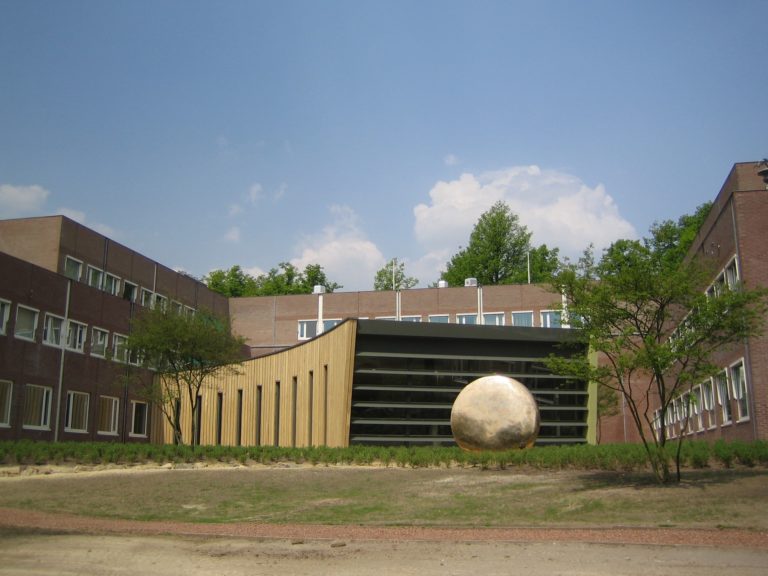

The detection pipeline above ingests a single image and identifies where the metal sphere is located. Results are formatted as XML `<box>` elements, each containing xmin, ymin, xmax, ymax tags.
<box><xmin>450</xmin><ymin>375</ymin><xmax>540</xmax><ymax>451</ymax></box>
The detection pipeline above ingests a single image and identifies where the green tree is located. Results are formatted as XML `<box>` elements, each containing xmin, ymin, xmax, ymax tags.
<box><xmin>204</xmin><ymin>263</ymin><xmax>341</xmax><ymax>297</ymax></box>
<box><xmin>126</xmin><ymin>307</ymin><xmax>246</xmax><ymax>446</ymax></box>
<box><xmin>202</xmin><ymin>265</ymin><xmax>258</xmax><ymax>297</ymax></box>
<box><xmin>547</xmin><ymin>204</ymin><xmax>767</xmax><ymax>483</ymax></box>
<box><xmin>374</xmin><ymin>258</ymin><xmax>419</xmax><ymax>291</ymax></box>
<box><xmin>441</xmin><ymin>201</ymin><xmax>556</xmax><ymax>286</ymax></box>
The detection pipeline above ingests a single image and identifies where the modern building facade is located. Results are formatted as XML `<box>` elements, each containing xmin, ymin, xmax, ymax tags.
<box><xmin>0</xmin><ymin>216</ymin><xmax>228</xmax><ymax>443</ymax></box>
<box><xmin>1</xmin><ymin>161</ymin><xmax>766</xmax><ymax>448</ymax></box>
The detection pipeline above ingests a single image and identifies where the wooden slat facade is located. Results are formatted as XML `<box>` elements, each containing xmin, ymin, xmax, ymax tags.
<box><xmin>151</xmin><ymin>320</ymin><xmax>358</xmax><ymax>447</ymax></box>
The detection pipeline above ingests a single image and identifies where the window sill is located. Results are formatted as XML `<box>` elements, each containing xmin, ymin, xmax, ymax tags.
<box><xmin>22</xmin><ymin>425</ymin><xmax>51</xmax><ymax>431</ymax></box>
<box><xmin>128</xmin><ymin>433</ymin><xmax>148</xmax><ymax>438</ymax></box>
<box><xmin>97</xmin><ymin>431</ymin><xmax>119</xmax><ymax>436</ymax></box>
<box><xmin>64</xmin><ymin>428</ymin><xmax>88</xmax><ymax>434</ymax></box>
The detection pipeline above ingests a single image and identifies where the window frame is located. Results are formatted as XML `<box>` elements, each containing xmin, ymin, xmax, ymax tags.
<box><xmin>65</xmin><ymin>320</ymin><xmax>88</xmax><ymax>352</ymax></box>
<box><xmin>428</xmin><ymin>314</ymin><xmax>450</xmax><ymax>323</ymax></box>
<box><xmin>540</xmin><ymin>310</ymin><xmax>562</xmax><ymax>328</ymax></box>
<box><xmin>729</xmin><ymin>359</ymin><xmax>749</xmax><ymax>422</ymax></box>
<box><xmin>140</xmin><ymin>289</ymin><xmax>154</xmax><ymax>308</ymax></box>
<box><xmin>298</xmin><ymin>319</ymin><xmax>317</xmax><ymax>341</ymax></box>
<box><xmin>122</xmin><ymin>281</ymin><xmax>138</xmax><ymax>303</ymax></box>
<box><xmin>0</xmin><ymin>298</ymin><xmax>10</xmax><ymax>335</ymax></box>
<box><xmin>482</xmin><ymin>312</ymin><xmax>505</xmax><ymax>326</ymax></box>
<box><xmin>400</xmin><ymin>315</ymin><xmax>422</xmax><ymax>322</ymax></box>
<box><xmin>103</xmin><ymin>273</ymin><xmax>121</xmax><ymax>296</ymax></box>
<box><xmin>42</xmin><ymin>313</ymin><xmax>65</xmax><ymax>347</ymax></box>
<box><xmin>0</xmin><ymin>380</ymin><xmax>12</xmax><ymax>427</ymax></box>
<box><xmin>86</xmin><ymin>265</ymin><xmax>104</xmax><ymax>289</ymax></box>
<box><xmin>63</xmin><ymin>256</ymin><xmax>83</xmax><ymax>281</ymax></box>
<box><xmin>112</xmin><ymin>333</ymin><xmax>129</xmax><ymax>363</ymax></box>
<box><xmin>456</xmin><ymin>313</ymin><xmax>478</xmax><ymax>325</ymax></box>
<box><xmin>154</xmin><ymin>293</ymin><xmax>168</xmax><ymax>311</ymax></box>
<box><xmin>90</xmin><ymin>327</ymin><xmax>109</xmax><ymax>357</ymax></box>
<box><xmin>714</xmin><ymin>370</ymin><xmax>732</xmax><ymax>426</ymax></box>
<box><xmin>700</xmin><ymin>379</ymin><xmax>716</xmax><ymax>430</ymax></box>
<box><xmin>22</xmin><ymin>384</ymin><xmax>52</xmax><ymax>430</ymax></box>
<box><xmin>97</xmin><ymin>395</ymin><xmax>120</xmax><ymax>435</ymax></box>
<box><xmin>14</xmin><ymin>305</ymin><xmax>39</xmax><ymax>341</ymax></box>
<box><xmin>510</xmin><ymin>311</ymin><xmax>534</xmax><ymax>327</ymax></box>
<box><xmin>65</xmin><ymin>390</ymin><xmax>90</xmax><ymax>433</ymax></box>
<box><xmin>129</xmin><ymin>400</ymin><xmax>148</xmax><ymax>437</ymax></box>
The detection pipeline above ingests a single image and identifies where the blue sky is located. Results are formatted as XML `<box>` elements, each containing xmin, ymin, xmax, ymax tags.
<box><xmin>1</xmin><ymin>1</ymin><xmax>766</xmax><ymax>290</ymax></box>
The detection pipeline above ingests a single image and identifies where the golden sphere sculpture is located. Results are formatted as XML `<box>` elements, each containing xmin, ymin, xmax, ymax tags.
<box><xmin>450</xmin><ymin>375</ymin><xmax>540</xmax><ymax>451</ymax></box>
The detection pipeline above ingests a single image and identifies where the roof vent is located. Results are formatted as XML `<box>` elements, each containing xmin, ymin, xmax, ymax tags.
<box><xmin>312</xmin><ymin>285</ymin><xmax>326</xmax><ymax>295</ymax></box>
<box><xmin>464</xmin><ymin>277</ymin><xmax>478</xmax><ymax>287</ymax></box>
<box><xmin>758</xmin><ymin>159</ymin><xmax>768</xmax><ymax>189</ymax></box>
<box><xmin>437</xmin><ymin>280</ymin><xmax>449</xmax><ymax>288</ymax></box>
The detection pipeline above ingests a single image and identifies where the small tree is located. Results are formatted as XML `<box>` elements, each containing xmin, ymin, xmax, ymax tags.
<box><xmin>126</xmin><ymin>307</ymin><xmax>246</xmax><ymax>446</ymax></box>
<box><xmin>374</xmin><ymin>258</ymin><xmax>418</xmax><ymax>291</ymax></box>
<box><xmin>548</xmin><ymin>207</ymin><xmax>768</xmax><ymax>483</ymax></box>
<box><xmin>202</xmin><ymin>265</ymin><xmax>258</xmax><ymax>297</ymax></box>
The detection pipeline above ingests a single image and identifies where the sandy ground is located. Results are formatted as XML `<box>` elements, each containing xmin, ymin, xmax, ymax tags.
<box><xmin>1</xmin><ymin>464</ymin><xmax>767</xmax><ymax>575</ymax></box>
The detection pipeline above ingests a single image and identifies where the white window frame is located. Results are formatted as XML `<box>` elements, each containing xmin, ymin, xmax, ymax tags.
<box><xmin>65</xmin><ymin>390</ymin><xmax>89</xmax><ymax>433</ymax></box>
<box><xmin>103</xmin><ymin>273</ymin><xmax>121</xmax><ymax>296</ymax></box>
<box><xmin>511</xmin><ymin>311</ymin><xmax>534</xmax><ymax>327</ymax></box>
<box><xmin>482</xmin><ymin>312</ymin><xmax>505</xmax><ymax>326</ymax></box>
<box><xmin>113</xmin><ymin>333</ymin><xmax>129</xmax><ymax>363</ymax></box>
<box><xmin>322</xmin><ymin>318</ymin><xmax>342</xmax><ymax>332</ymax></box>
<box><xmin>43</xmin><ymin>313</ymin><xmax>65</xmax><ymax>347</ymax></box>
<box><xmin>97</xmin><ymin>396</ymin><xmax>120</xmax><ymax>435</ymax></box>
<box><xmin>298</xmin><ymin>319</ymin><xmax>317</xmax><ymax>340</ymax></box>
<box><xmin>375</xmin><ymin>316</ymin><xmax>396</xmax><ymax>321</ymax></box>
<box><xmin>701</xmin><ymin>379</ymin><xmax>716</xmax><ymax>430</ymax></box>
<box><xmin>122</xmin><ymin>281</ymin><xmax>138</xmax><ymax>303</ymax></box>
<box><xmin>129</xmin><ymin>400</ymin><xmax>148</xmax><ymax>437</ymax></box>
<box><xmin>0</xmin><ymin>380</ymin><xmax>12</xmax><ymax>427</ymax></box>
<box><xmin>400</xmin><ymin>315</ymin><xmax>422</xmax><ymax>322</ymax></box>
<box><xmin>729</xmin><ymin>359</ymin><xmax>749</xmax><ymax>422</ymax></box>
<box><xmin>456</xmin><ymin>313</ymin><xmax>478</xmax><ymax>325</ymax></box>
<box><xmin>171</xmin><ymin>300</ymin><xmax>184</xmax><ymax>315</ymax></box>
<box><xmin>0</xmin><ymin>298</ymin><xmax>10</xmax><ymax>335</ymax></box>
<box><xmin>65</xmin><ymin>320</ymin><xmax>87</xmax><ymax>352</ymax></box>
<box><xmin>63</xmin><ymin>256</ymin><xmax>83</xmax><ymax>281</ymax></box>
<box><xmin>540</xmin><ymin>310</ymin><xmax>562</xmax><ymax>328</ymax></box>
<box><xmin>140</xmin><ymin>289</ymin><xmax>154</xmax><ymax>308</ymax></box>
<box><xmin>22</xmin><ymin>384</ymin><xmax>52</xmax><ymax>430</ymax></box>
<box><xmin>86</xmin><ymin>265</ymin><xmax>104</xmax><ymax>289</ymax></box>
<box><xmin>428</xmin><ymin>314</ymin><xmax>450</xmax><ymax>323</ymax></box>
<box><xmin>90</xmin><ymin>327</ymin><xmax>109</xmax><ymax>357</ymax></box>
<box><xmin>154</xmin><ymin>293</ymin><xmax>168</xmax><ymax>311</ymax></box>
<box><xmin>691</xmin><ymin>385</ymin><xmax>703</xmax><ymax>432</ymax></box>
<box><xmin>184</xmin><ymin>306</ymin><xmax>196</xmax><ymax>317</ymax></box>
<box><xmin>714</xmin><ymin>370</ymin><xmax>732</xmax><ymax>426</ymax></box>
<box><xmin>14</xmin><ymin>305</ymin><xmax>39</xmax><ymax>341</ymax></box>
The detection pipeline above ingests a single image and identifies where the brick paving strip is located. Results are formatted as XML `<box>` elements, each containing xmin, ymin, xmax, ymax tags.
<box><xmin>1</xmin><ymin>507</ymin><xmax>765</xmax><ymax>549</ymax></box>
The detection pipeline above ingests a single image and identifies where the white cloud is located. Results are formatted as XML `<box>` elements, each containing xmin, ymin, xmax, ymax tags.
<box><xmin>412</xmin><ymin>165</ymin><xmax>636</xmax><ymax>280</ymax></box>
<box><xmin>228</xmin><ymin>203</ymin><xmax>243</xmax><ymax>217</ymax></box>
<box><xmin>223</xmin><ymin>226</ymin><xmax>241</xmax><ymax>243</ymax></box>
<box><xmin>248</xmin><ymin>183</ymin><xmax>263</xmax><ymax>205</ymax></box>
<box><xmin>443</xmin><ymin>153</ymin><xmax>460</xmax><ymax>166</ymax></box>
<box><xmin>273</xmin><ymin>182</ymin><xmax>287</xmax><ymax>202</ymax></box>
<box><xmin>0</xmin><ymin>184</ymin><xmax>49</xmax><ymax>218</ymax></box>
<box><xmin>291</xmin><ymin>205</ymin><xmax>384</xmax><ymax>291</ymax></box>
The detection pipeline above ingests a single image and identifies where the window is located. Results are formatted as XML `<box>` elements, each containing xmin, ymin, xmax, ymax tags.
<box><xmin>456</xmin><ymin>314</ymin><xmax>477</xmax><ymax>325</ymax></box>
<box><xmin>113</xmin><ymin>334</ymin><xmax>129</xmax><ymax>363</ymax></box>
<box><xmin>400</xmin><ymin>315</ymin><xmax>422</xmax><ymax>322</ymax></box>
<box><xmin>428</xmin><ymin>314</ymin><xmax>449</xmax><ymax>323</ymax></box>
<box><xmin>298</xmin><ymin>320</ymin><xmax>317</xmax><ymax>340</ymax></box>
<box><xmin>707</xmin><ymin>258</ymin><xmax>741</xmax><ymax>297</ymax></box>
<box><xmin>130</xmin><ymin>401</ymin><xmax>148</xmax><ymax>437</ymax></box>
<box><xmin>63</xmin><ymin>256</ymin><xmax>83</xmax><ymax>281</ymax></box>
<box><xmin>714</xmin><ymin>371</ymin><xmax>732</xmax><ymax>425</ymax></box>
<box><xmin>511</xmin><ymin>311</ymin><xmax>534</xmax><ymax>327</ymax></box>
<box><xmin>322</xmin><ymin>319</ymin><xmax>341</xmax><ymax>331</ymax></box>
<box><xmin>122</xmin><ymin>281</ymin><xmax>138</xmax><ymax>302</ymax></box>
<box><xmin>701</xmin><ymin>379</ymin><xmax>716</xmax><ymax>429</ymax></box>
<box><xmin>97</xmin><ymin>396</ymin><xmax>119</xmax><ymax>435</ymax></box>
<box><xmin>14</xmin><ymin>306</ymin><xmax>38</xmax><ymax>341</ymax></box>
<box><xmin>483</xmin><ymin>312</ymin><xmax>505</xmax><ymax>326</ymax></box>
<box><xmin>65</xmin><ymin>391</ymin><xmax>89</xmax><ymax>432</ymax></box>
<box><xmin>86</xmin><ymin>265</ymin><xmax>103</xmax><ymax>289</ymax></box>
<box><xmin>375</xmin><ymin>316</ymin><xmax>395</xmax><ymax>321</ymax></box>
<box><xmin>140</xmin><ymin>289</ymin><xmax>154</xmax><ymax>308</ymax></box>
<box><xmin>184</xmin><ymin>306</ymin><xmax>196</xmax><ymax>317</ymax></box>
<box><xmin>540</xmin><ymin>311</ymin><xmax>562</xmax><ymax>328</ymax></box>
<box><xmin>0</xmin><ymin>299</ymin><xmax>10</xmax><ymax>334</ymax></box>
<box><xmin>154</xmin><ymin>294</ymin><xmax>168</xmax><ymax>311</ymax></box>
<box><xmin>171</xmin><ymin>301</ymin><xmax>183</xmax><ymax>315</ymax></box>
<box><xmin>730</xmin><ymin>360</ymin><xmax>749</xmax><ymax>421</ymax></box>
<box><xmin>691</xmin><ymin>385</ymin><xmax>703</xmax><ymax>432</ymax></box>
<box><xmin>65</xmin><ymin>321</ymin><xmax>87</xmax><ymax>352</ymax></box>
<box><xmin>104</xmin><ymin>273</ymin><xmax>121</xmax><ymax>296</ymax></box>
<box><xmin>43</xmin><ymin>313</ymin><xmax>64</xmax><ymax>346</ymax></box>
<box><xmin>22</xmin><ymin>384</ymin><xmax>52</xmax><ymax>429</ymax></box>
<box><xmin>90</xmin><ymin>328</ymin><xmax>109</xmax><ymax>357</ymax></box>
<box><xmin>0</xmin><ymin>380</ymin><xmax>12</xmax><ymax>427</ymax></box>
